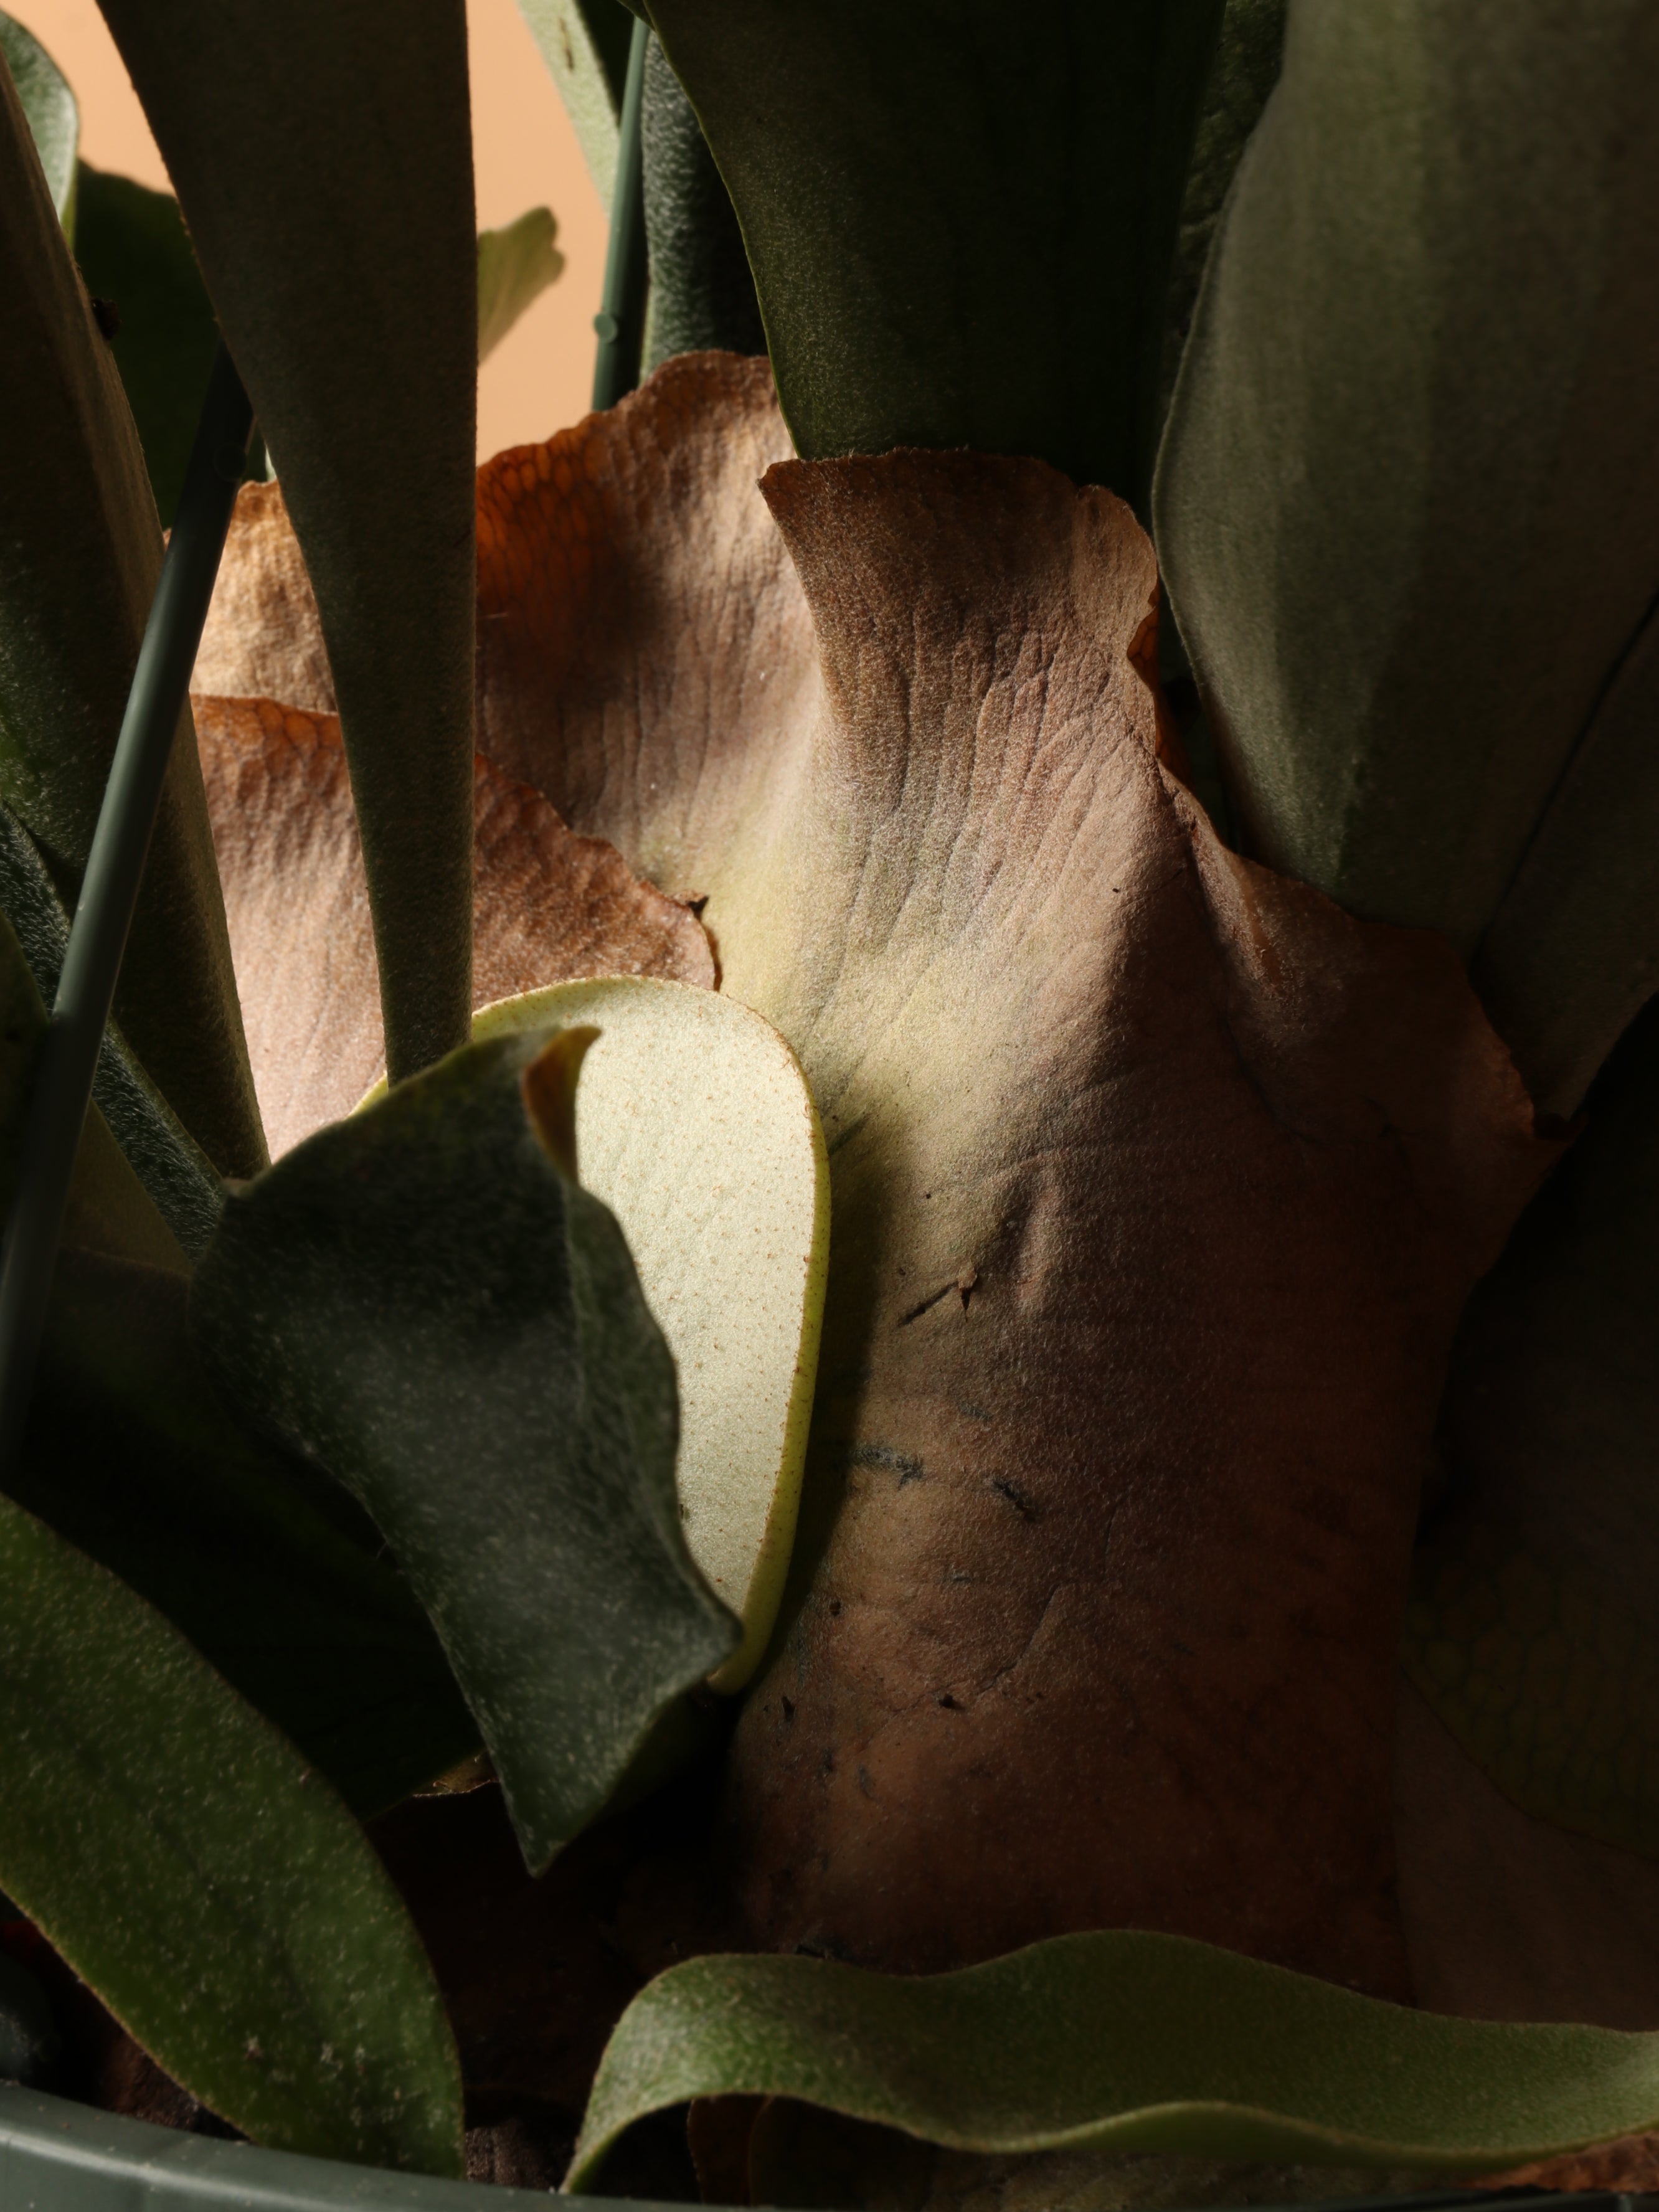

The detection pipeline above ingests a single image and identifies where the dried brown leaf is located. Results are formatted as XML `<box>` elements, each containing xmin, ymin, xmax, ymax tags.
<box><xmin>194</xmin><ymin>482</ymin><xmax>334</xmax><ymax>713</ymax></box>
<box><xmin>468</xmin><ymin>361</ymin><xmax>1556</xmax><ymax>1992</ymax></box>
<box><xmin>192</xmin><ymin>694</ymin><xmax>711</xmax><ymax>1156</ymax></box>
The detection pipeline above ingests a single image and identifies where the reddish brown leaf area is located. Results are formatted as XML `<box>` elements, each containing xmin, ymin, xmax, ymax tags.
<box><xmin>692</xmin><ymin>453</ymin><xmax>1559</xmax><ymax>1994</ymax></box>
<box><xmin>458</xmin><ymin>362</ymin><xmax>1559</xmax><ymax>1994</ymax></box>
<box><xmin>194</xmin><ymin>482</ymin><xmax>334</xmax><ymax>714</ymax></box>
<box><xmin>194</xmin><ymin>358</ymin><xmax>1567</xmax><ymax>2002</ymax></box>
<box><xmin>192</xmin><ymin>694</ymin><xmax>711</xmax><ymax>1155</ymax></box>
<box><xmin>473</xmin><ymin>354</ymin><xmax>812</xmax><ymax>900</ymax></box>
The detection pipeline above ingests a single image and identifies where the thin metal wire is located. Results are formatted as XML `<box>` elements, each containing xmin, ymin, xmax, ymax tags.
<box><xmin>592</xmin><ymin>15</ymin><xmax>651</xmax><ymax>411</ymax></box>
<box><xmin>0</xmin><ymin>343</ymin><xmax>253</xmax><ymax>1479</ymax></box>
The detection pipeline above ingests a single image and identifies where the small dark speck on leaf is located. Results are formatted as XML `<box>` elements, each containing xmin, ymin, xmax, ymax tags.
<box><xmin>991</xmin><ymin>1477</ymin><xmax>1039</xmax><ymax>1522</ymax></box>
<box><xmin>90</xmin><ymin>296</ymin><xmax>121</xmax><ymax>341</ymax></box>
<box><xmin>937</xmin><ymin>1692</ymin><xmax>962</xmax><ymax>1710</ymax></box>
<box><xmin>827</xmin><ymin>1597</ymin><xmax>842</xmax><ymax>1617</ymax></box>
<box><xmin>681</xmin><ymin>892</ymin><xmax>709</xmax><ymax>917</ymax></box>
<box><xmin>856</xmin><ymin>1766</ymin><xmax>876</xmax><ymax>1800</ymax></box>
<box><xmin>781</xmin><ymin>1696</ymin><xmax>795</xmax><ymax>1723</ymax></box>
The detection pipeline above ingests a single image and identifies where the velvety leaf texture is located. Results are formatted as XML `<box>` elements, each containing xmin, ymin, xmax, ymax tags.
<box><xmin>644</xmin><ymin>0</ymin><xmax>1227</xmax><ymax>504</ymax></box>
<box><xmin>17</xmin><ymin>1250</ymin><xmax>480</xmax><ymax>1818</ymax></box>
<box><xmin>0</xmin><ymin>803</ymin><xmax>222</xmax><ymax>1257</ymax></box>
<box><xmin>1155</xmin><ymin>0</ymin><xmax>1659</xmax><ymax>1115</ymax></box>
<box><xmin>191</xmin><ymin>1029</ymin><xmax>738</xmax><ymax>1871</ymax></box>
<box><xmin>571</xmin><ymin>1932</ymin><xmax>1659</xmax><ymax>2190</ymax></box>
<box><xmin>0</xmin><ymin>907</ymin><xmax>185</xmax><ymax>1277</ymax></box>
<box><xmin>96</xmin><ymin>0</ymin><xmax>479</xmax><ymax>1082</ymax></box>
<box><xmin>0</xmin><ymin>1490</ymin><xmax>464</xmax><ymax>2170</ymax></box>
<box><xmin>0</xmin><ymin>54</ymin><xmax>263</xmax><ymax>1177</ymax></box>
<box><xmin>641</xmin><ymin>34</ymin><xmax>764</xmax><ymax>372</ymax></box>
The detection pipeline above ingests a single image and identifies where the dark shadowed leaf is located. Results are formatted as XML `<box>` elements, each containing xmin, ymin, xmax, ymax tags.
<box><xmin>518</xmin><ymin>0</ymin><xmax>633</xmax><ymax>206</ymax></box>
<box><xmin>96</xmin><ymin>0</ymin><xmax>478</xmax><ymax>1083</ymax></box>
<box><xmin>1407</xmin><ymin>992</ymin><xmax>1659</xmax><ymax>1856</ymax></box>
<box><xmin>0</xmin><ymin>1956</ymin><xmax>57</xmax><ymax>2084</ymax></box>
<box><xmin>1155</xmin><ymin>0</ymin><xmax>1659</xmax><ymax>1115</ymax></box>
<box><xmin>0</xmin><ymin>55</ymin><xmax>264</xmax><ymax>1177</ymax></box>
<box><xmin>0</xmin><ymin>1489</ymin><xmax>464</xmax><ymax>2169</ymax></box>
<box><xmin>191</xmin><ymin>1028</ymin><xmax>738</xmax><ymax>1873</ymax></box>
<box><xmin>1154</xmin><ymin>0</ymin><xmax>1285</xmax><ymax>430</ymax></box>
<box><xmin>0</xmin><ymin>9</ymin><xmax>75</xmax><ymax>222</ymax></box>
<box><xmin>0</xmin><ymin>804</ymin><xmax>221</xmax><ymax>1255</ymax></box>
<box><xmin>642</xmin><ymin>0</ymin><xmax>1225</xmax><ymax>505</ymax></box>
<box><xmin>17</xmin><ymin>1249</ymin><xmax>481</xmax><ymax>1818</ymax></box>
<box><xmin>570</xmin><ymin>1932</ymin><xmax>1659</xmax><ymax>2191</ymax></box>
<box><xmin>0</xmin><ymin>906</ymin><xmax>184</xmax><ymax>1276</ymax></box>
<box><xmin>641</xmin><ymin>34</ymin><xmax>763</xmax><ymax>371</ymax></box>
<box><xmin>71</xmin><ymin>164</ymin><xmax>220</xmax><ymax>529</ymax></box>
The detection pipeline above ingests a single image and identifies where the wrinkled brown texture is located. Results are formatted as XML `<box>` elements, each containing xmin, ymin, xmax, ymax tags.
<box><xmin>194</xmin><ymin>481</ymin><xmax>334</xmax><ymax>714</ymax></box>
<box><xmin>473</xmin><ymin>357</ymin><xmax>811</xmax><ymax>904</ymax></box>
<box><xmin>456</xmin><ymin>357</ymin><xmax>1556</xmax><ymax>1993</ymax></box>
<box><xmin>194</xmin><ymin>356</ymin><xmax>1593</xmax><ymax>2020</ymax></box>
<box><xmin>192</xmin><ymin>694</ymin><xmax>711</xmax><ymax>1156</ymax></box>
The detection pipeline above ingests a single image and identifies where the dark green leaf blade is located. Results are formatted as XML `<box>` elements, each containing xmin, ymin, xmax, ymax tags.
<box><xmin>71</xmin><ymin>164</ymin><xmax>220</xmax><ymax>530</ymax></box>
<box><xmin>0</xmin><ymin>905</ymin><xmax>184</xmax><ymax>1275</ymax></box>
<box><xmin>19</xmin><ymin>1249</ymin><xmax>480</xmax><ymax>1819</ymax></box>
<box><xmin>0</xmin><ymin>1488</ymin><xmax>464</xmax><ymax>2170</ymax></box>
<box><xmin>1154</xmin><ymin>0</ymin><xmax>1285</xmax><ymax>434</ymax></box>
<box><xmin>642</xmin><ymin>0</ymin><xmax>1225</xmax><ymax>506</ymax></box>
<box><xmin>571</xmin><ymin>1931</ymin><xmax>1659</xmax><ymax>2191</ymax></box>
<box><xmin>0</xmin><ymin>9</ymin><xmax>75</xmax><ymax>222</ymax></box>
<box><xmin>191</xmin><ymin>1029</ymin><xmax>739</xmax><ymax>1873</ymax></box>
<box><xmin>0</xmin><ymin>56</ymin><xmax>264</xmax><ymax>1178</ymax></box>
<box><xmin>0</xmin><ymin>803</ymin><xmax>221</xmax><ymax>1256</ymax></box>
<box><xmin>1153</xmin><ymin>1</ymin><xmax>1659</xmax><ymax>1112</ymax></box>
<box><xmin>1407</xmin><ymin>992</ymin><xmax>1659</xmax><ymax>1855</ymax></box>
<box><xmin>95</xmin><ymin>0</ymin><xmax>478</xmax><ymax>1082</ymax></box>
<box><xmin>641</xmin><ymin>33</ymin><xmax>764</xmax><ymax>371</ymax></box>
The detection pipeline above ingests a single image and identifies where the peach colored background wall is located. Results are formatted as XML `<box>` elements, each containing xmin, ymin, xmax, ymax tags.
<box><xmin>7</xmin><ymin>0</ymin><xmax>609</xmax><ymax>461</ymax></box>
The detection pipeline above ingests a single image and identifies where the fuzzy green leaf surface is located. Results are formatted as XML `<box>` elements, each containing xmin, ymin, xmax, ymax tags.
<box><xmin>640</xmin><ymin>34</ymin><xmax>763</xmax><ymax>372</ymax></box>
<box><xmin>1155</xmin><ymin>0</ymin><xmax>1659</xmax><ymax>1114</ymax></box>
<box><xmin>572</xmin><ymin>1931</ymin><xmax>1659</xmax><ymax>2190</ymax></box>
<box><xmin>517</xmin><ymin>0</ymin><xmax>632</xmax><ymax>205</ymax></box>
<box><xmin>1154</xmin><ymin>0</ymin><xmax>1285</xmax><ymax>432</ymax></box>
<box><xmin>191</xmin><ymin>1029</ymin><xmax>739</xmax><ymax>1873</ymax></box>
<box><xmin>644</xmin><ymin>0</ymin><xmax>1225</xmax><ymax>506</ymax></box>
<box><xmin>0</xmin><ymin>805</ymin><xmax>221</xmax><ymax>1255</ymax></box>
<box><xmin>95</xmin><ymin>0</ymin><xmax>478</xmax><ymax>1083</ymax></box>
<box><xmin>0</xmin><ymin>1490</ymin><xmax>463</xmax><ymax>2170</ymax></box>
<box><xmin>477</xmin><ymin>206</ymin><xmax>565</xmax><ymax>364</ymax></box>
<box><xmin>1406</xmin><ymin>992</ymin><xmax>1659</xmax><ymax>1855</ymax></box>
<box><xmin>72</xmin><ymin>165</ymin><xmax>221</xmax><ymax>529</ymax></box>
<box><xmin>16</xmin><ymin>1250</ymin><xmax>480</xmax><ymax>1818</ymax></box>
<box><xmin>0</xmin><ymin>10</ymin><xmax>75</xmax><ymax>221</ymax></box>
<box><xmin>0</xmin><ymin>907</ymin><xmax>184</xmax><ymax>1275</ymax></box>
<box><xmin>0</xmin><ymin>55</ymin><xmax>263</xmax><ymax>1177</ymax></box>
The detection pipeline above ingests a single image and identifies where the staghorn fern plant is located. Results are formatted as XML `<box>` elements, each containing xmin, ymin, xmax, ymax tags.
<box><xmin>1</xmin><ymin>0</ymin><xmax>1658</xmax><ymax>2203</ymax></box>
